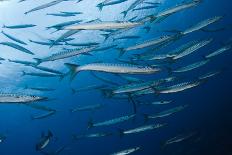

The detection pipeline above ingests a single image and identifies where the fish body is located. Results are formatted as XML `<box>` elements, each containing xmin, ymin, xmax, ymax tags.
<box><xmin>147</xmin><ymin>105</ymin><xmax>188</xmax><ymax>119</ymax></box>
<box><xmin>172</xmin><ymin>60</ymin><xmax>210</xmax><ymax>73</ymax></box>
<box><xmin>205</xmin><ymin>45</ymin><xmax>231</xmax><ymax>59</ymax></box>
<box><xmin>97</xmin><ymin>0</ymin><xmax>128</xmax><ymax>11</ymax></box>
<box><xmin>0</xmin><ymin>42</ymin><xmax>34</xmax><ymax>55</ymax></box>
<box><xmin>88</xmin><ymin>114</ymin><xmax>135</xmax><ymax>128</ymax></box>
<box><xmin>65</xmin><ymin>62</ymin><xmax>160</xmax><ymax>81</ymax></box>
<box><xmin>36</xmin><ymin>131</ymin><xmax>53</xmax><ymax>151</ymax></box>
<box><xmin>111</xmin><ymin>147</ymin><xmax>140</xmax><ymax>155</ymax></box>
<box><xmin>31</xmin><ymin>111</ymin><xmax>56</xmax><ymax>120</ymax></box>
<box><xmin>157</xmin><ymin>81</ymin><xmax>202</xmax><ymax>94</ymax></box>
<box><xmin>1</xmin><ymin>31</ymin><xmax>27</xmax><ymax>45</ymax></box>
<box><xmin>121</xmin><ymin>123</ymin><xmax>166</xmax><ymax>135</ymax></box>
<box><xmin>173</xmin><ymin>38</ymin><xmax>212</xmax><ymax>60</ymax></box>
<box><xmin>0</xmin><ymin>93</ymin><xmax>47</xmax><ymax>103</ymax></box>
<box><xmin>65</xmin><ymin>21</ymin><xmax>142</xmax><ymax>30</ymax></box>
<box><xmin>3</xmin><ymin>24</ymin><xmax>36</xmax><ymax>29</ymax></box>
<box><xmin>182</xmin><ymin>16</ymin><xmax>223</xmax><ymax>35</ymax></box>
<box><xmin>70</xmin><ymin>104</ymin><xmax>105</xmax><ymax>112</ymax></box>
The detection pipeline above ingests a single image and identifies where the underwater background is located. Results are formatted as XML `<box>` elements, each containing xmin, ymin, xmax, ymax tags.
<box><xmin>0</xmin><ymin>0</ymin><xmax>231</xmax><ymax>155</ymax></box>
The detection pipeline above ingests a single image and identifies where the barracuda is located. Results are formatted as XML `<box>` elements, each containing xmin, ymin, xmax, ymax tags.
<box><xmin>0</xmin><ymin>93</ymin><xmax>47</xmax><ymax>103</ymax></box>
<box><xmin>88</xmin><ymin>114</ymin><xmax>135</xmax><ymax>128</ymax></box>
<box><xmin>34</xmin><ymin>46</ymin><xmax>96</xmax><ymax>64</ymax></box>
<box><xmin>65</xmin><ymin>62</ymin><xmax>160</xmax><ymax>81</ymax></box>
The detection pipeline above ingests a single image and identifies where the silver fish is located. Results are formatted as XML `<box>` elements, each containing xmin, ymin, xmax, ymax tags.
<box><xmin>0</xmin><ymin>93</ymin><xmax>47</xmax><ymax>103</ymax></box>
<box><xmin>205</xmin><ymin>44</ymin><xmax>231</xmax><ymax>59</ymax></box>
<box><xmin>1</xmin><ymin>31</ymin><xmax>27</xmax><ymax>45</ymax></box>
<box><xmin>65</xmin><ymin>62</ymin><xmax>160</xmax><ymax>81</ymax></box>
<box><xmin>88</xmin><ymin>114</ymin><xmax>135</xmax><ymax>128</ymax></box>
<box><xmin>111</xmin><ymin>147</ymin><xmax>140</xmax><ymax>155</ymax></box>
<box><xmin>0</xmin><ymin>42</ymin><xmax>34</xmax><ymax>55</ymax></box>
<box><xmin>36</xmin><ymin>130</ymin><xmax>53</xmax><ymax>151</ymax></box>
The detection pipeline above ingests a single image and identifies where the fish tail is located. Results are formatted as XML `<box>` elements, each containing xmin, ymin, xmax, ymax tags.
<box><xmin>87</xmin><ymin>119</ymin><xmax>93</xmax><ymax>129</ymax></box>
<box><xmin>96</xmin><ymin>3</ymin><xmax>104</xmax><ymax>11</ymax></box>
<box><xmin>143</xmin><ymin>114</ymin><xmax>149</xmax><ymax>123</ymax></box>
<box><xmin>21</xmin><ymin>71</ymin><xmax>26</xmax><ymax>76</ymax></box>
<box><xmin>100</xmin><ymin>33</ymin><xmax>110</xmax><ymax>41</ymax></box>
<box><xmin>101</xmin><ymin>88</ymin><xmax>113</xmax><ymax>98</ymax></box>
<box><xmin>116</xmin><ymin>48</ymin><xmax>126</xmax><ymax>57</ymax></box>
<box><xmin>2</xmin><ymin>24</ymin><xmax>6</xmax><ymax>28</ymax></box>
<box><xmin>64</xmin><ymin>63</ymin><xmax>79</xmax><ymax>82</ymax></box>
<box><xmin>121</xmin><ymin>11</ymin><xmax>128</xmax><ymax>18</ymax></box>
<box><xmin>143</xmin><ymin>26</ymin><xmax>151</xmax><ymax>33</ymax></box>
<box><xmin>118</xmin><ymin>128</ymin><xmax>124</xmax><ymax>138</ymax></box>
<box><xmin>33</xmin><ymin>58</ymin><xmax>42</xmax><ymax>65</ymax></box>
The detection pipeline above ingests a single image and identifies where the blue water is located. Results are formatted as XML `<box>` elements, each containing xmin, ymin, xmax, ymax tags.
<box><xmin>0</xmin><ymin>0</ymin><xmax>231</xmax><ymax>154</ymax></box>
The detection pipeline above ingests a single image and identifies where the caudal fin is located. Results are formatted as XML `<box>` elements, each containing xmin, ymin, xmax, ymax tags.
<box><xmin>121</xmin><ymin>11</ymin><xmax>128</xmax><ymax>18</ymax></box>
<box><xmin>96</xmin><ymin>3</ymin><xmax>104</xmax><ymax>11</ymax></box>
<box><xmin>33</xmin><ymin>58</ymin><xmax>42</xmax><ymax>65</ymax></box>
<box><xmin>116</xmin><ymin>48</ymin><xmax>126</xmax><ymax>57</ymax></box>
<box><xmin>64</xmin><ymin>63</ymin><xmax>79</xmax><ymax>81</ymax></box>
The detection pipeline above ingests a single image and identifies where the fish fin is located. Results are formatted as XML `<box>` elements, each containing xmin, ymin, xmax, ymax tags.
<box><xmin>64</xmin><ymin>63</ymin><xmax>79</xmax><ymax>81</ymax></box>
<box><xmin>101</xmin><ymin>88</ymin><xmax>113</xmax><ymax>98</ymax></box>
<box><xmin>128</xmin><ymin>94</ymin><xmax>137</xmax><ymax>114</ymax></box>
<box><xmin>21</xmin><ymin>71</ymin><xmax>26</xmax><ymax>76</ymax></box>
<box><xmin>143</xmin><ymin>114</ymin><xmax>149</xmax><ymax>123</ymax></box>
<box><xmin>118</xmin><ymin>128</ymin><xmax>124</xmax><ymax>138</ymax></box>
<box><xmin>71</xmin><ymin>88</ymin><xmax>76</xmax><ymax>94</ymax></box>
<box><xmin>33</xmin><ymin>58</ymin><xmax>42</xmax><ymax>65</ymax></box>
<box><xmin>96</xmin><ymin>3</ymin><xmax>104</xmax><ymax>11</ymax></box>
<box><xmin>116</xmin><ymin>48</ymin><xmax>126</xmax><ymax>57</ymax></box>
<box><xmin>87</xmin><ymin>119</ymin><xmax>93</xmax><ymax>129</ymax></box>
<box><xmin>121</xmin><ymin>11</ymin><xmax>128</xmax><ymax>18</ymax></box>
<box><xmin>100</xmin><ymin>33</ymin><xmax>110</xmax><ymax>41</ymax></box>
<box><xmin>143</xmin><ymin>26</ymin><xmax>151</xmax><ymax>33</ymax></box>
<box><xmin>2</xmin><ymin>24</ymin><xmax>6</xmax><ymax>28</ymax></box>
<box><xmin>81</xmin><ymin>52</ymin><xmax>93</xmax><ymax>56</ymax></box>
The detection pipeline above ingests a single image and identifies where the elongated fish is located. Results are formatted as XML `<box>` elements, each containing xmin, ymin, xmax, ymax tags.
<box><xmin>29</xmin><ymin>65</ymin><xmax>63</xmax><ymax>75</ymax></box>
<box><xmin>157</xmin><ymin>81</ymin><xmax>202</xmax><ymax>94</ymax></box>
<box><xmin>70</xmin><ymin>104</ymin><xmax>105</xmax><ymax>112</ymax></box>
<box><xmin>25</xmin><ymin>104</ymin><xmax>56</xmax><ymax>112</ymax></box>
<box><xmin>65</xmin><ymin>62</ymin><xmax>160</xmax><ymax>81</ymax></box>
<box><xmin>102</xmin><ymin>79</ymin><xmax>164</xmax><ymax>97</ymax></box>
<box><xmin>182</xmin><ymin>16</ymin><xmax>223</xmax><ymax>35</ymax></box>
<box><xmin>31</xmin><ymin>111</ymin><xmax>56</xmax><ymax>120</ymax></box>
<box><xmin>97</xmin><ymin>0</ymin><xmax>128</xmax><ymax>11</ymax></box>
<box><xmin>73</xmin><ymin>132</ymin><xmax>112</xmax><ymax>140</ymax></box>
<box><xmin>65</xmin><ymin>42</ymin><xmax>99</xmax><ymax>47</ymax></box>
<box><xmin>8</xmin><ymin>59</ymin><xmax>37</xmax><ymax>66</ymax></box>
<box><xmin>205</xmin><ymin>45</ymin><xmax>231</xmax><ymax>59</ymax></box>
<box><xmin>29</xmin><ymin>40</ymin><xmax>63</xmax><ymax>46</ymax></box>
<box><xmin>24</xmin><ymin>85</ymin><xmax>56</xmax><ymax>92</ymax></box>
<box><xmin>71</xmin><ymin>85</ymin><xmax>106</xmax><ymax>94</ymax></box>
<box><xmin>0</xmin><ymin>93</ymin><xmax>47</xmax><ymax>103</ymax></box>
<box><xmin>2</xmin><ymin>24</ymin><xmax>36</xmax><ymax>29</ymax></box>
<box><xmin>36</xmin><ymin>130</ymin><xmax>53</xmax><ymax>151</ymax></box>
<box><xmin>113</xmin><ymin>35</ymin><xmax>140</xmax><ymax>41</ymax></box>
<box><xmin>22</xmin><ymin>71</ymin><xmax>64</xmax><ymax>79</ymax></box>
<box><xmin>65</xmin><ymin>21</ymin><xmax>142</xmax><ymax>30</ymax></box>
<box><xmin>145</xmin><ymin>105</ymin><xmax>188</xmax><ymax>119</ymax></box>
<box><xmin>88</xmin><ymin>114</ymin><xmax>135</xmax><ymax>128</ymax></box>
<box><xmin>1</xmin><ymin>31</ymin><xmax>27</xmax><ymax>45</ymax></box>
<box><xmin>111</xmin><ymin>147</ymin><xmax>140</xmax><ymax>155</ymax></box>
<box><xmin>0</xmin><ymin>42</ymin><xmax>34</xmax><ymax>55</ymax></box>
<box><xmin>121</xmin><ymin>0</ymin><xmax>146</xmax><ymax>17</ymax></box>
<box><xmin>139</xmin><ymin>100</ymin><xmax>172</xmax><ymax>105</ymax></box>
<box><xmin>25</xmin><ymin>0</ymin><xmax>71</xmax><ymax>14</ymax></box>
<box><xmin>163</xmin><ymin>132</ymin><xmax>196</xmax><ymax>147</ymax></box>
<box><xmin>34</xmin><ymin>46</ymin><xmax>96</xmax><ymax>64</ymax></box>
<box><xmin>132</xmin><ymin>5</ymin><xmax>159</xmax><ymax>11</ymax></box>
<box><xmin>198</xmin><ymin>70</ymin><xmax>221</xmax><ymax>80</ymax></box>
<box><xmin>119</xmin><ymin>123</ymin><xmax>166</xmax><ymax>135</ymax></box>
<box><xmin>46</xmin><ymin>20</ymin><xmax>82</xmax><ymax>30</ymax></box>
<box><xmin>150</xmin><ymin>0</ymin><xmax>201</xmax><ymax>23</ymax></box>
<box><xmin>118</xmin><ymin>35</ymin><xmax>177</xmax><ymax>56</ymax></box>
<box><xmin>172</xmin><ymin>59</ymin><xmax>210</xmax><ymax>73</ymax></box>
<box><xmin>46</xmin><ymin>12</ymin><xmax>76</xmax><ymax>17</ymax></box>
<box><xmin>173</xmin><ymin>38</ymin><xmax>212</xmax><ymax>60</ymax></box>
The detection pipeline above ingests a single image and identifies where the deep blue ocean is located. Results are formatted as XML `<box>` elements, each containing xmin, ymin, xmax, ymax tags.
<box><xmin>0</xmin><ymin>0</ymin><xmax>231</xmax><ymax>155</ymax></box>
